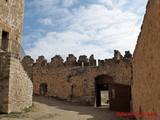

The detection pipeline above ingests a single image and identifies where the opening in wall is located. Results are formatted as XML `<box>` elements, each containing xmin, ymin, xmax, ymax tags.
<box><xmin>39</xmin><ymin>83</ymin><xmax>48</xmax><ymax>95</ymax></box>
<box><xmin>1</xmin><ymin>31</ymin><xmax>9</xmax><ymax>51</ymax></box>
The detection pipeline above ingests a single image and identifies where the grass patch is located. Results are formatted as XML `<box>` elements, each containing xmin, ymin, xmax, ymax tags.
<box><xmin>0</xmin><ymin>104</ymin><xmax>35</xmax><ymax>119</ymax></box>
<box><xmin>0</xmin><ymin>112</ymin><xmax>24</xmax><ymax>119</ymax></box>
<box><xmin>24</xmin><ymin>104</ymin><xmax>34</xmax><ymax>113</ymax></box>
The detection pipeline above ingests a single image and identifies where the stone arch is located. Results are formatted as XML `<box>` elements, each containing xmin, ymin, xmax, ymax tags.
<box><xmin>39</xmin><ymin>83</ymin><xmax>48</xmax><ymax>95</ymax></box>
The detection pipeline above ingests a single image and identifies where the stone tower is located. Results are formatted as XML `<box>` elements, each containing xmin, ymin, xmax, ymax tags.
<box><xmin>0</xmin><ymin>0</ymin><xmax>33</xmax><ymax>113</ymax></box>
<box><xmin>0</xmin><ymin>0</ymin><xmax>24</xmax><ymax>56</ymax></box>
<box><xmin>132</xmin><ymin>0</ymin><xmax>160</xmax><ymax>120</ymax></box>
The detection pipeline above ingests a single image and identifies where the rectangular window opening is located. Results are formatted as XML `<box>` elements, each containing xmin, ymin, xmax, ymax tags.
<box><xmin>1</xmin><ymin>31</ymin><xmax>9</xmax><ymax>51</ymax></box>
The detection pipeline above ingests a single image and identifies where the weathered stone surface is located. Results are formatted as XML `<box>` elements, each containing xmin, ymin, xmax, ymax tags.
<box><xmin>8</xmin><ymin>55</ymin><xmax>33</xmax><ymax>113</ymax></box>
<box><xmin>113</xmin><ymin>50</ymin><xmax>123</xmax><ymax>60</ymax></box>
<box><xmin>78</xmin><ymin>55</ymin><xmax>89</xmax><ymax>67</ymax></box>
<box><xmin>0</xmin><ymin>0</ymin><xmax>24</xmax><ymax>56</ymax></box>
<box><xmin>0</xmin><ymin>0</ymin><xmax>33</xmax><ymax>113</ymax></box>
<box><xmin>65</xmin><ymin>54</ymin><xmax>77</xmax><ymax>66</ymax></box>
<box><xmin>0</xmin><ymin>53</ymin><xmax>33</xmax><ymax>113</ymax></box>
<box><xmin>35</xmin><ymin>56</ymin><xmax>47</xmax><ymax>67</ymax></box>
<box><xmin>23</xmin><ymin>52</ymin><xmax>132</xmax><ymax>105</ymax></box>
<box><xmin>89</xmin><ymin>54</ymin><xmax>96</xmax><ymax>66</ymax></box>
<box><xmin>50</xmin><ymin>55</ymin><xmax>63</xmax><ymax>67</ymax></box>
<box><xmin>132</xmin><ymin>0</ymin><xmax>160</xmax><ymax>120</ymax></box>
<box><xmin>124</xmin><ymin>51</ymin><xmax>132</xmax><ymax>59</ymax></box>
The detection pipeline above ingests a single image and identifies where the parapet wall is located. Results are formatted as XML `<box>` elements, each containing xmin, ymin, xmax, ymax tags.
<box><xmin>22</xmin><ymin>50</ymin><xmax>132</xmax><ymax>105</ymax></box>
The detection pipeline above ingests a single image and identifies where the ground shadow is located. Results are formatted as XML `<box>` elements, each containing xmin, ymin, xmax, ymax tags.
<box><xmin>33</xmin><ymin>95</ymin><xmax>119</xmax><ymax>120</ymax></box>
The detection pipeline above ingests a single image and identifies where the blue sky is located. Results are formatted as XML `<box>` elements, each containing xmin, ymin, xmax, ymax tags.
<box><xmin>23</xmin><ymin>0</ymin><xmax>148</xmax><ymax>61</ymax></box>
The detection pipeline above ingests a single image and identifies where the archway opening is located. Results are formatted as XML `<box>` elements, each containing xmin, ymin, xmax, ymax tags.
<box><xmin>39</xmin><ymin>83</ymin><xmax>48</xmax><ymax>95</ymax></box>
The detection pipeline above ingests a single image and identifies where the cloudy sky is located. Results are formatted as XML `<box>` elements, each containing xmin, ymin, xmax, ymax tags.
<box><xmin>23</xmin><ymin>0</ymin><xmax>148</xmax><ymax>61</ymax></box>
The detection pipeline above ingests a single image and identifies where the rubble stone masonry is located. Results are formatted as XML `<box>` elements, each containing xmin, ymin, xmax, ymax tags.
<box><xmin>0</xmin><ymin>0</ymin><xmax>33</xmax><ymax>113</ymax></box>
<box><xmin>23</xmin><ymin>51</ymin><xmax>132</xmax><ymax>105</ymax></box>
<box><xmin>0</xmin><ymin>0</ymin><xmax>24</xmax><ymax>54</ymax></box>
<box><xmin>0</xmin><ymin>53</ymin><xmax>33</xmax><ymax>113</ymax></box>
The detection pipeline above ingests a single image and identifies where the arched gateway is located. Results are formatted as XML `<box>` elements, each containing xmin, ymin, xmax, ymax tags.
<box><xmin>95</xmin><ymin>74</ymin><xmax>131</xmax><ymax>112</ymax></box>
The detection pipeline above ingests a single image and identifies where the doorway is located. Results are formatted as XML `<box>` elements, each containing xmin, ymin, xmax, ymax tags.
<box><xmin>101</xmin><ymin>86</ymin><xmax>109</xmax><ymax>106</ymax></box>
<box><xmin>1</xmin><ymin>31</ymin><xmax>9</xmax><ymax>51</ymax></box>
<box><xmin>95</xmin><ymin>74</ymin><xmax>131</xmax><ymax>112</ymax></box>
<box><xmin>95</xmin><ymin>75</ymin><xmax>113</xmax><ymax>108</ymax></box>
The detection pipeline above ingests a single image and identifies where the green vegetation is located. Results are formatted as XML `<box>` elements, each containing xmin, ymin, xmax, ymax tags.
<box><xmin>0</xmin><ymin>112</ymin><xmax>24</xmax><ymax>119</ymax></box>
<box><xmin>24</xmin><ymin>104</ymin><xmax>34</xmax><ymax>113</ymax></box>
<box><xmin>0</xmin><ymin>104</ymin><xmax>34</xmax><ymax>119</ymax></box>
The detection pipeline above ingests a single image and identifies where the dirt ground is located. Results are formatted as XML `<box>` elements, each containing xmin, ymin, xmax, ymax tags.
<box><xmin>0</xmin><ymin>95</ymin><xmax>132</xmax><ymax>120</ymax></box>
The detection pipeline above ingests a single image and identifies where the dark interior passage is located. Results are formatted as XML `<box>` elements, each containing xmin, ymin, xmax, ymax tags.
<box><xmin>1</xmin><ymin>31</ymin><xmax>9</xmax><ymax>51</ymax></box>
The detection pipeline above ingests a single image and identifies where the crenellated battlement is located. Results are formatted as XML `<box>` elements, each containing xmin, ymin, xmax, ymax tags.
<box><xmin>22</xmin><ymin>50</ymin><xmax>132</xmax><ymax>105</ymax></box>
<box><xmin>22</xmin><ymin>50</ymin><xmax>132</xmax><ymax>68</ymax></box>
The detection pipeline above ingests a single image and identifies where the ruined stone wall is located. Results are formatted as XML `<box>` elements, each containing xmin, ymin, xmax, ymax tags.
<box><xmin>132</xmin><ymin>0</ymin><xmax>160</xmax><ymax>120</ymax></box>
<box><xmin>0</xmin><ymin>0</ymin><xmax>24</xmax><ymax>55</ymax></box>
<box><xmin>23</xmin><ymin>51</ymin><xmax>132</xmax><ymax>105</ymax></box>
<box><xmin>0</xmin><ymin>53</ymin><xmax>33</xmax><ymax>113</ymax></box>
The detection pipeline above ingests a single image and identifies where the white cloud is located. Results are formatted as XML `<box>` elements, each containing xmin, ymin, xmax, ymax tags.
<box><xmin>25</xmin><ymin>3</ymin><xmax>144</xmax><ymax>61</ymax></box>
<box><xmin>38</xmin><ymin>18</ymin><xmax>53</xmax><ymax>25</ymax></box>
<box><xmin>24</xmin><ymin>0</ymin><xmax>148</xmax><ymax>60</ymax></box>
<box><xmin>97</xmin><ymin>0</ymin><xmax>127</xmax><ymax>8</ymax></box>
<box><xmin>62</xmin><ymin>0</ymin><xmax>77</xmax><ymax>7</ymax></box>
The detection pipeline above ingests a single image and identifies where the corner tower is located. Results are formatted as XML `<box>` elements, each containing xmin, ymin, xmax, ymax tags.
<box><xmin>0</xmin><ymin>0</ymin><xmax>33</xmax><ymax>113</ymax></box>
<box><xmin>0</xmin><ymin>0</ymin><xmax>24</xmax><ymax>56</ymax></box>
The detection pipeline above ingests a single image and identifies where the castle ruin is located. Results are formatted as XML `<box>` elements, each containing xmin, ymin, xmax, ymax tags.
<box><xmin>0</xmin><ymin>0</ymin><xmax>159</xmax><ymax>119</ymax></box>
<box><xmin>22</xmin><ymin>50</ymin><xmax>132</xmax><ymax>112</ymax></box>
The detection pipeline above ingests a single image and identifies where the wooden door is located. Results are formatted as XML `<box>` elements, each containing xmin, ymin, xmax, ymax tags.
<box><xmin>109</xmin><ymin>83</ymin><xmax>131</xmax><ymax>112</ymax></box>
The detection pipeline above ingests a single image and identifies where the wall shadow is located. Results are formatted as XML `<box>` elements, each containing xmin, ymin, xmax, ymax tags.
<box><xmin>33</xmin><ymin>95</ymin><xmax>118</xmax><ymax>120</ymax></box>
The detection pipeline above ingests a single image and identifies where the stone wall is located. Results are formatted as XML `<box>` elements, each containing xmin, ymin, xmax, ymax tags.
<box><xmin>132</xmin><ymin>0</ymin><xmax>160</xmax><ymax>120</ymax></box>
<box><xmin>0</xmin><ymin>0</ymin><xmax>24</xmax><ymax>56</ymax></box>
<box><xmin>0</xmin><ymin>52</ymin><xmax>33</xmax><ymax>113</ymax></box>
<box><xmin>23</xmin><ymin>50</ymin><xmax>132</xmax><ymax>105</ymax></box>
<box><xmin>0</xmin><ymin>52</ymin><xmax>10</xmax><ymax>113</ymax></box>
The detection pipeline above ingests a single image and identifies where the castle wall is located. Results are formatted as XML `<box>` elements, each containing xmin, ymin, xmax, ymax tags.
<box><xmin>23</xmin><ymin>52</ymin><xmax>132</xmax><ymax>105</ymax></box>
<box><xmin>8</xmin><ymin>55</ymin><xmax>33</xmax><ymax>113</ymax></box>
<box><xmin>0</xmin><ymin>53</ymin><xmax>10</xmax><ymax>113</ymax></box>
<box><xmin>0</xmin><ymin>53</ymin><xmax>33</xmax><ymax>113</ymax></box>
<box><xmin>0</xmin><ymin>0</ymin><xmax>24</xmax><ymax>55</ymax></box>
<box><xmin>132</xmin><ymin>0</ymin><xmax>160</xmax><ymax>120</ymax></box>
<box><xmin>0</xmin><ymin>0</ymin><xmax>33</xmax><ymax>114</ymax></box>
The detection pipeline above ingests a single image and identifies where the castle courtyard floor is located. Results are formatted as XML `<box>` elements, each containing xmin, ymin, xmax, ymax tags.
<box><xmin>0</xmin><ymin>95</ymin><xmax>133</xmax><ymax>120</ymax></box>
